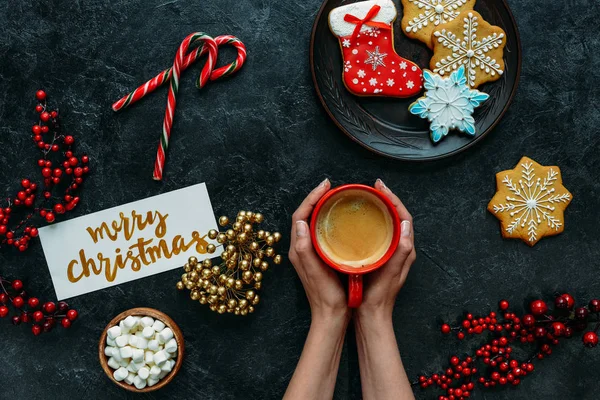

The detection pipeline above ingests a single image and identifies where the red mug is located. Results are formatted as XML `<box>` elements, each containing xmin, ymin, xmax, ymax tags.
<box><xmin>310</xmin><ymin>184</ymin><xmax>401</xmax><ymax>308</ymax></box>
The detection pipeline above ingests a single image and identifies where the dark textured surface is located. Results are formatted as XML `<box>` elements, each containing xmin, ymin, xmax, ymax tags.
<box><xmin>0</xmin><ymin>0</ymin><xmax>599</xmax><ymax>399</ymax></box>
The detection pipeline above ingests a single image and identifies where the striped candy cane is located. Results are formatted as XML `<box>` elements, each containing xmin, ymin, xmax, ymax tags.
<box><xmin>153</xmin><ymin>32</ymin><xmax>218</xmax><ymax>181</ymax></box>
<box><xmin>112</xmin><ymin>35</ymin><xmax>247</xmax><ymax>112</ymax></box>
<box><xmin>111</xmin><ymin>34</ymin><xmax>247</xmax><ymax>181</ymax></box>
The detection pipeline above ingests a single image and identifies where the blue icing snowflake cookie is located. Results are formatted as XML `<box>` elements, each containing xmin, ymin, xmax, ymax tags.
<box><xmin>409</xmin><ymin>66</ymin><xmax>489</xmax><ymax>143</ymax></box>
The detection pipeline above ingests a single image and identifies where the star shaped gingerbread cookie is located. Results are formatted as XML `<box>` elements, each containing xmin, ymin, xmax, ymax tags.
<box><xmin>487</xmin><ymin>157</ymin><xmax>573</xmax><ymax>246</ymax></box>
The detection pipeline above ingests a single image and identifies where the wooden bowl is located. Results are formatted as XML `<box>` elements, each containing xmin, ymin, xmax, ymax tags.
<box><xmin>99</xmin><ymin>307</ymin><xmax>184</xmax><ymax>393</ymax></box>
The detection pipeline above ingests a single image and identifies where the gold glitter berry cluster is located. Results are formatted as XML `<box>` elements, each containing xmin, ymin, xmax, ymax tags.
<box><xmin>176</xmin><ymin>211</ymin><xmax>282</xmax><ymax>315</ymax></box>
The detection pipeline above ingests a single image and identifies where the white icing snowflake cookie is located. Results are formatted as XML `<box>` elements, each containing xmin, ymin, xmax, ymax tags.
<box><xmin>488</xmin><ymin>157</ymin><xmax>573</xmax><ymax>247</ymax></box>
<box><xmin>401</xmin><ymin>0</ymin><xmax>476</xmax><ymax>49</ymax></box>
<box><xmin>409</xmin><ymin>66</ymin><xmax>489</xmax><ymax>143</ymax></box>
<box><xmin>431</xmin><ymin>11</ymin><xmax>506</xmax><ymax>88</ymax></box>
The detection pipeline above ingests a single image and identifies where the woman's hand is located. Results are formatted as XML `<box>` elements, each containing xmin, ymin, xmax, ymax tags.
<box><xmin>358</xmin><ymin>178</ymin><xmax>416</xmax><ymax>320</ymax></box>
<box><xmin>288</xmin><ymin>178</ymin><xmax>349</xmax><ymax>322</ymax></box>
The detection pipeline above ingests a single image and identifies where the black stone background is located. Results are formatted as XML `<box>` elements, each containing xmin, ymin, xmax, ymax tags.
<box><xmin>0</xmin><ymin>0</ymin><xmax>599</xmax><ymax>399</ymax></box>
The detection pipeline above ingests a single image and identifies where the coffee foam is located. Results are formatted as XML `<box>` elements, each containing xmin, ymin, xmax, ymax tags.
<box><xmin>316</xmin><ymin>189</ymin><xmax>394</xmax><ymax>268</ymax></box>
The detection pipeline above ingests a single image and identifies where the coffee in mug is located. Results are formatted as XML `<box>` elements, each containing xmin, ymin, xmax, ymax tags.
<box><xmin>315</xmin><ymin>188</ymin><xmax>394</xmax><ymax>268</ymax></box>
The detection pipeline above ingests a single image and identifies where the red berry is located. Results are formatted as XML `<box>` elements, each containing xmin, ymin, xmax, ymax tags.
<box><xmin>462</xmin><ymin>320</ymin><xmax>470</xmax><ymax>329</ymax></box>
<box><xmin>499</xmin><ymin>300</ymin><xmax>509</xmax><ymax>310</ymax></box>
<box><xmin>583</xmin><ymin>332</ymin><xmax>599</xmax><ymax>348</ymax></box>
<box><xmin>41</xmin><ymin>167</ymin><xmax>52</xmax><ymax>178</ymax></box>
<box><xmin>32</xmin><ymin>125</ymin><xmax>42</xmax><ymax>135</ymax></box>
<box><xmin>562</xmin><ymin>293</ymin><xmax>575</xmax><ymax>309</ymax></box>
<box><xmin>36</xmin><ymin>90</ymin><xmax>46</xmax><ymax>101</ymax></box>
<box><xmin>590</xmin><ymin>299</ymin><xmax>600</xmax><ymax>313</ymax></box>
<box><xmin>522</xmin><ymin>314</ymin><xmax>535</xmax><ymax>327</ymax></box>
<box><xmin>35</xmin><ymin>105</ymin><xmax>43</xmax><ymax>113</ymax></box>
<box><xmin>43</xmin><ymin>321</ymin><xmax>53</xmax><ymax>332</ymax></box>
<box><xmin>51</xmin><ymin>144</ymin><xmax>59</xmax><ymax>152</ymax></box>
<box><xmin>64</xmin><ymin>135</ymin><xmax>74</xmax><ymax>145</ymax></box>
<box><xmin>441</xmin><ymin>324</ymin><xmax>451</xmax><ymax>334</ymax></box>
<box><xmin>30</xmin><ymin>227</ymin><xmax>39</xmax><ymax>237</ymax></box>
<box><xmin>0</xmin><ymin>306</ymin><xmax>8</xmax><ymax>317</ymax></box>
<box><xmin>12</xmin><ymin>296</ymin><xmax>24</xmax><ymax>308</ymax></box>
<box><xmin>457</xmin><ymin>332</ymin><xmax>465</xmax><ymax>340</ymax></box>
<box><xmin>40</xmin><ymin>111</ymin><xmax>50</xmax><ymax>122</ymax></box>
<box><xmin>555</xmin><ymin>295</ymin><xmax>568</xmax><ymax>310</ymax></box>
<box><xmin>43</xmin><ymin>302</ymin><xmax>56</xmax><ymax>314</ymax></box>
<box><xmin>0</xmin><ymin>293</ymin><xmax>7</xmax><ymax>303</ymax></box>
<box><xmin>33</xmin><ymin>311</ymin><xmax>44</xmax><ymax>322</ymax></box>
<box><xmin>82</xmin><ymin>155</ymin><xmax>89</xmax><ymax>163</ymax></box>
<box><xmin>67</xmin><ymin>309</ymin><xmax>78</xmax><ymax>321</ymax></box>
<box><xmin>61</xmin><ymin>318</ymin><xmax>71</xmax><ymax>328</ymax></box>
<box><xmin>69</xmin><ymin>157</ymin><xmax>78</xmax><ymax>166</ymax></box>
<box><xmin>535</xmin><ymin>326</ymin><xmax>547</xmax><ymax>338</ymax></box>
<box><xmin>576</xmin><ymin>307</ymin><xmax>589</xmax><ymax>320</ymax></box>
<box><xmin>41</xmin><ymin>125</ymin><xmax>49</xmax><ymax>133</ymax></box>
<box><xmin>28</xmin><ymin>297</ymin><xmax>40</xmax><ymax>308</ymax></box>
<box><xmin>54</xmin><ymin>204</ymin><xmax>65</xmax><ymax>214</ymax></box>
<box><xmin>32</xmin><ymin>324</ymin><xmax>42</xmax><ymax>336</ymax></box>
<box><xmin>552</xmin><ymin>322</ymin><xmax>566</xmax><ymax>337</ymax></box>
<box><xmin>11</xmin><ymin>280</ymin><xmax>23</xmax><ymax>291</ymax></box>
<box><xmin>12</xmin><ymin>315</ymin><xmax>21</xmax><ymax>325</ymax></box>
<box><xmin>58</xmin><ymin>301</ymin><xmax>69</xmax><ymax>313</ymax></box>
<box><xmin>530</xmin><ymin>300</ymin><xmax>548</xmax><ymax>316</ymax></box>
<box><xmin>45</xmin><ymin>212</ymin><xmax>56</xmax><ymax>223</ymax></box>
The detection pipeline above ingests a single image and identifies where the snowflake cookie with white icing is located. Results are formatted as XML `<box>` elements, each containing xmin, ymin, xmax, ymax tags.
<box><xmin>400</xmin><ymin>0</ymin><xmax>476</xmax><ymax>49</ymax></box>
<box><xmin>487</xmin><ymin>157</ymin><xmax>573</xmax><ymax>247</ymax></box>
<box><xmin>328</xmin><ymin>0</ymin><xmax>423</xmax><ymax>98</ymax></box>
<box><xmin>431</xmin><ymin>11</ymin><xmax>506</xmax><ymax>88</ymax></box>
<box><xmin>408</xmin><ymin>66</ymin><xmax>489</xmax><ymax>143</ymax></box>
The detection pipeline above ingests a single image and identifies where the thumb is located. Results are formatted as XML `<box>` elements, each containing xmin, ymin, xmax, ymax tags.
<box><xmin>294</xmin><ymin>221</ymin><xmax>325</xmax><ymax>269</ymax></box>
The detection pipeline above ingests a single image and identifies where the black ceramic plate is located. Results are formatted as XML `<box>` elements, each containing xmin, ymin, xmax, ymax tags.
<box><xmin>310</xmin><ymin>0</ymin><xmax>522</xmax><ymax>160</ymax></box>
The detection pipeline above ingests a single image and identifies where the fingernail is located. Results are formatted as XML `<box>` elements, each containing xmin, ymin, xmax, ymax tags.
<box><xmin>401</xmin><ymin>220</ymin><xmax>411</xmax><ymax>237</ymax></box>
<box><xmin>319</xmin><ymin>178</ymin><xmax>329</xmax><ymax>188</ymax></box>
<box><xmin>296</xmin><ymin>221</ymin><xmax>308</xmax><ymax>237</ymax></box>
<box><xmin>377</xmin><ymin>178</ymin><xmax>387</xmax><ymax>189</ymax></box>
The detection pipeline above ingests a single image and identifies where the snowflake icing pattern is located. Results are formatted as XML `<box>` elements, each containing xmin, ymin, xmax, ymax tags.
<box><xmin>365</xmin><ymin>27</ymin><xmax>380</xmax><ymax>37</ymax></box>
<box><xmin>489</xmin><ymin>160</ymin><xmax>572</xmax><ymax>245</ymax></box>
<box><xmin>432</xmin><ymin>12</ymin><xmax>505</xmax><ymax>87</ymax></box>
<box><xmin>409</xmin><ymin>66</ymin><xmax>489</xmax><ymax>143</ymax></box>
<box><xmin>364</xmin><ymin>46</ymin><xmax>387</xmax><ymax>71</ymax></box>
<box><xmin>405</xmin><ymin>0</ymin><xmax>470</xmax><ymax>33</ymax></box>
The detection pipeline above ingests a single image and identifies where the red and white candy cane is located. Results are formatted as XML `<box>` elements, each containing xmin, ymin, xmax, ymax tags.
<box><xmin>111</xmin><ymin>33</ymin><xmax>247</xmax><ymax>181</ymax></box>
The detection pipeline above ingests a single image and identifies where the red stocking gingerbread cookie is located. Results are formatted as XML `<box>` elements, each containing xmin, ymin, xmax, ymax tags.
<box><xmin>328</xmin><ymin>0</ymin><xmax>423</xmax><ymax>98</ymax></box>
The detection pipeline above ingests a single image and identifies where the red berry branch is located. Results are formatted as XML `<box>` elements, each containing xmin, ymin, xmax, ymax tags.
<box><xmin>416</xmin><ymin>293</ymin><xmax>600</xmax><ymax>399</ymax></box>
<box><xmin>0</xmin><ymin>90</ymin><xmax>90</xmax><ymax>252</ymax></box>
<box><xmin>0</xmin><ymin>275</ymin><xmax>78</xmax><ymax>335</ymax></box>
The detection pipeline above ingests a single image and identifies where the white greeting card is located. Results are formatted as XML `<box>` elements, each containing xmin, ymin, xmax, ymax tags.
<box><xmin>39</xmin><ymin>183</ymin><xmax>218</xmax><ymax>300</ymax></box>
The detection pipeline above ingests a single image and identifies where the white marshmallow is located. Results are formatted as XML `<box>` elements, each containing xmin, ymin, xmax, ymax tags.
<box><xmin>132</xmin><ymin>348</ymin><xmax>144</xmax><ymax>363</ymax></box>
<box><xmin>133</xmin><ymin>375</ymin><xmax>147</xmax><ymax>390</ymax></box>
<box><xmin>113</xmin><ymin>367</ymin><xmax>128</xmax><ymax>382</ymax></box>
<box><xmin>150</xmin><ymin>365</ymin><xmax>162</xmax><ymax>378</ymax></box>
<box><xmin>136</xmin><ymin>337</ymin><xmax>148</xmax><ymax>349</ymax></box>
<box><xmin>160</xmin><ymin>358</ymin><xmax>174</xmax><ymax>372</ymax></box>
<box><xmin>157</xmin><ymin>328</ymin><xmax>173</xmax><ymax>344</ymax></box>
<box><xmin>124</xmin><ymin>372</ymin><xmax>136</xmax><ymax>385</ymax></box>
<box><xmin>118</xmin><ymin>320</ymin><xmax>131</xmax><ymax>334</ymax></box>
<box><xmin>147</xmin><ymin>377</ymin><xmax>159</xmax><ymax>387</ymax></box>
<box><xmin>158</xmin><ymin>370</ymin><xmax>168</xmax><ymax>379</ymax></box>
<box><xmin>135</xmin><ymin>331</ymin><xmax>145</xmax><ymax>338</ymax></box>
<box><xmin>140</xmin><ymin>316</ymin><xmax>154</xmax><ymax>328</ymax></box>
<box><xmin>106</xmin><ymin>337</ymin><xmax>116</xmax><ymax>347</ymax></box>
<box><xmin>142</xmin><ymin>326</ymin><xmax>155</xmax><ymax>339</ymax></box>
<box><xmin>126</xmin><ymin>360</ymin><xmax>145</xmax><ymax>373</ymax></box>
<box><xmin>153</xmin><ymin>350</ymin><xmax>169</xmax><ymax>366</ymax></box>
<box><xmin>107</xmin><ymin>326</ymin><xmax>122</xmax><ymax>340</ymax></box>
<box><xmin>119</xmin><ymin>346</ymin><xmax>133</xmax><ymax>359</ymax></box>
<box><xmin>123</xmin><ymin>315</ymin><xmax>139</xmax><ymax>329</ymax></box>
<box><xmin>104</xmin><ymin>346</ymin><xmax>116</xmax><ymax>357</ymax></box>
<box><xmin>145</xmin><ymin>351</ymin><xmax>154</xmax><ymax>364</ymax></box>
<box><xmin>112</xmin><ymin>350</ymin><xmax>123</xmax><ymax>362</ymax></box>
<box><xmin>119</xmin><ymin>359</ymin><xmax>130</xmax><ymax>368</ymax></box>
<box><xmin>165</xmin><ymin>338</ymin><xmax>177</xmax><ymax>353</ymax></box>
<box><xmin>138</xmin><ymin>366</ymin><xmax>150</xmax><ymax>380</ymax></box>
<box><xmin>152</xmin><ymin>320</ymin><xmax>166</xmax><ymax>332</ymax></box>
<box><xmin>148</xmin><ymin>340</ymin><xmax>160</xmax><ymax>351</ymax></box>
<box><xmin>107</xmin><ymin>357</ymin><xmax>120</xmax><ymax>370</ymax></box>
<box><xmin>115</xmin><ymin>334</ymin><xmax>130</xmax><ymax>348</ymax></box>
<box><xmin>128</xmin><ymin>335</ymin><xmax>139</xmax><ymax>347</ymax></box>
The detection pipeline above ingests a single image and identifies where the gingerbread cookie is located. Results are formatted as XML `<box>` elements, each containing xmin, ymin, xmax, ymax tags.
<box><xmin>409</xmin><ymin>65</ymin><xmax>489</xmax><ymax>143</ymax></box>
<box><xmin>487</xmin><ymin>157</ymin><xmax>572</xmax><ymax>247</ymax></box>
<box><xmin>431</xmin><ymin>11</ymin><xmax>506</xmax><ymax>88</ymax></box>
<box><xmin>401</xmin><ymin>0</ymin><xmax>476</xmax><ymax>49</ymax></box>
<box><xmin>328</xmin><ymin>0</ymin><xmax>423</xmax><ymax>98</ymax></box>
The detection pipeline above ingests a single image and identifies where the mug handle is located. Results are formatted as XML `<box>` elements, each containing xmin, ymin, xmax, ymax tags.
<box><xmin>348</xmin><ymin>274</ymin><xmax>363</xmax><ymax>308</ymax></box>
